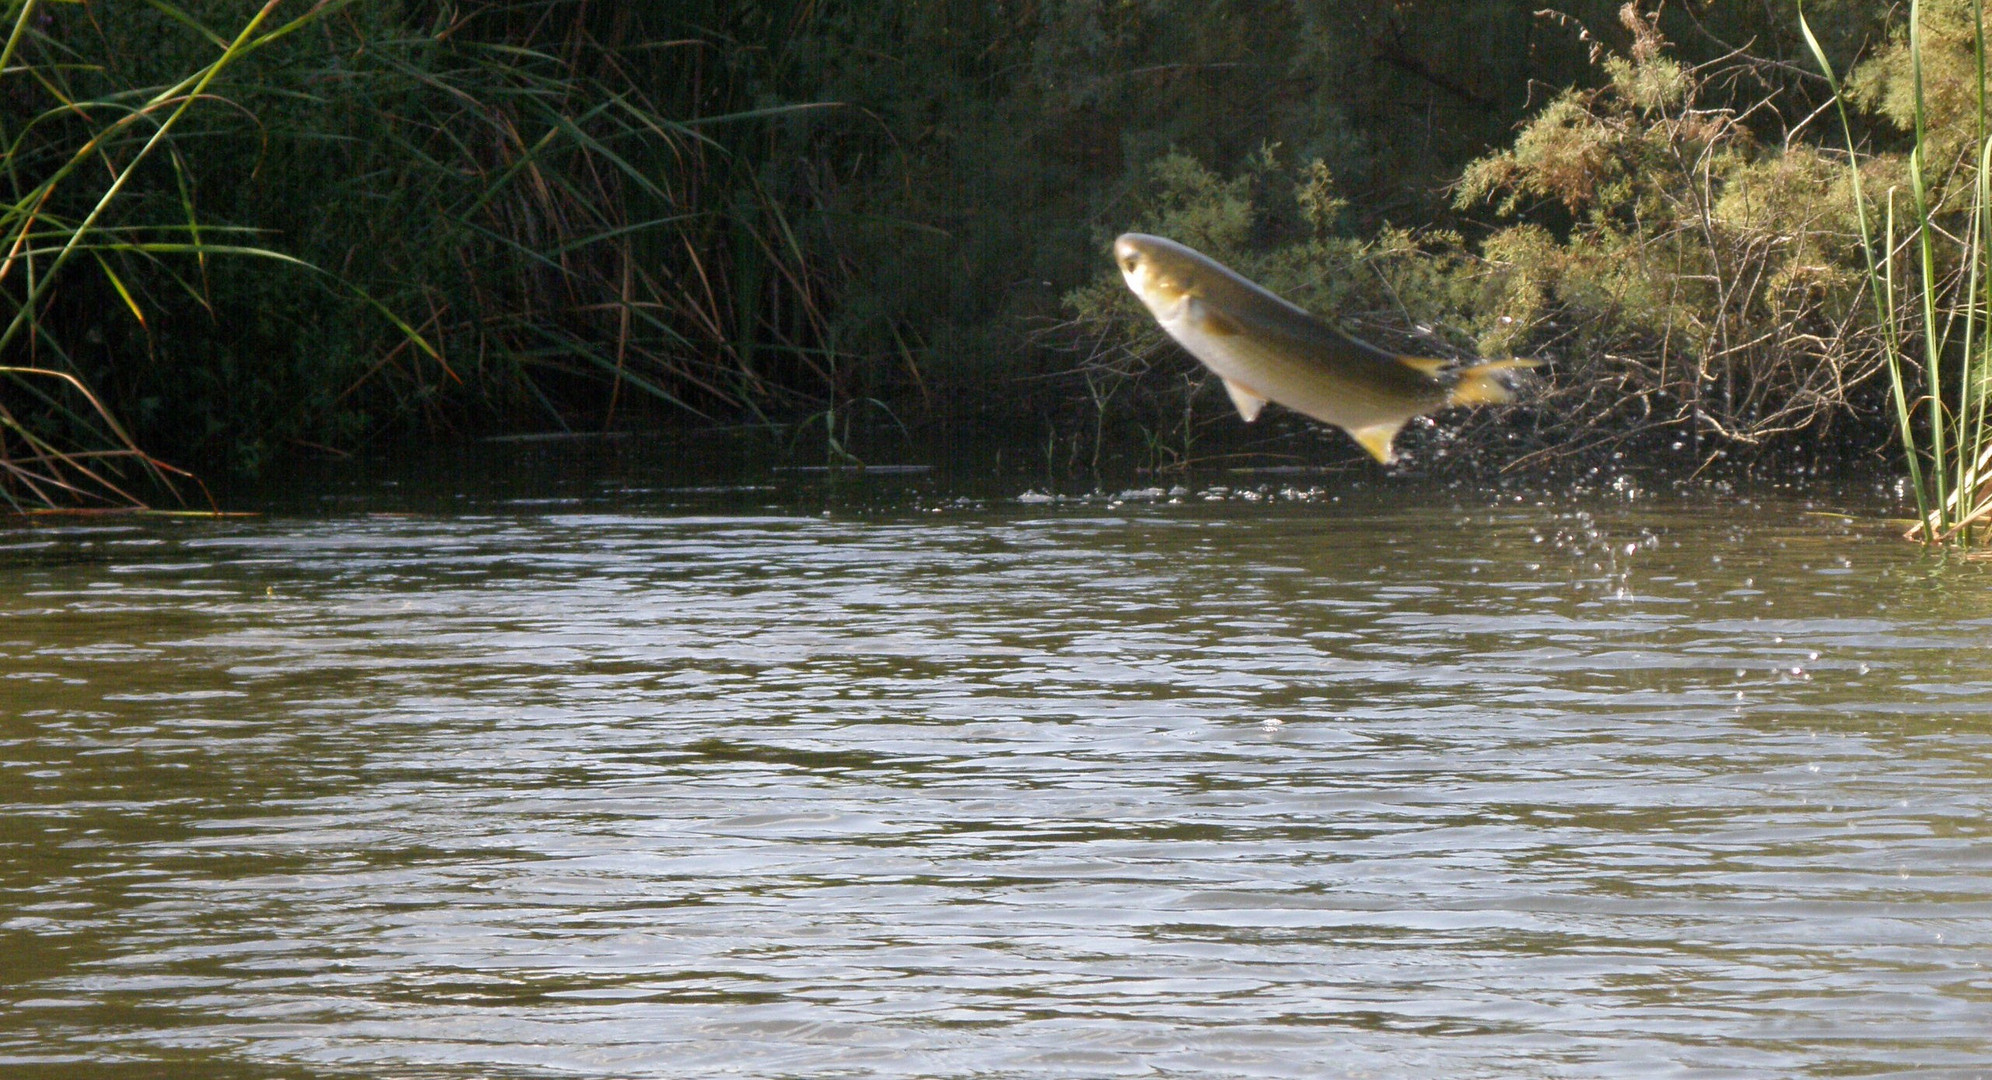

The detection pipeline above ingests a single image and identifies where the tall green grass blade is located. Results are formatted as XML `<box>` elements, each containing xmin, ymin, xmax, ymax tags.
<box><xmin>0</xmin><ymin>1</ymin><xmax>40</xmax><ymax>112</ymax></box>
<box><xmin>1968</xmin><ymin>1</ymin><xmax>1992</xmax><ymax>535</ymax></box>
<box><xmin>142</xmin><ymin>0</ymin><xmax>231</xmax><ymax>51</ymax></box>
<box><xmin>1798</xmin><ymin>2</ymin><xmax>1932</xmax><ymax>536</ymax></box>
<box><xmin>1906</xmin><ymin>0</ymin><xmax>1952</xmax><ymax>536</ymax></box>
<box><xmin>91</xmin><ymin>250</ymin><xmax>146</xmax><ymax>328</ymax></box>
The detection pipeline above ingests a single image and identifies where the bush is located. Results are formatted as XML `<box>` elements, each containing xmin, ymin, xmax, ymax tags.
<box><xmin>1055</xmin><ymin>3</ymin><xmax>1910</xmax><ymax>471</ymax></box>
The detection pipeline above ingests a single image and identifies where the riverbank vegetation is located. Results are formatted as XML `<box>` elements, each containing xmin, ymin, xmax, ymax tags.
<box><xmin>1804</xmin><ymin>0</ymin><xmax>1992</xmax><ymax>543</ymax></box>
<box><xmin>0</xmin><ymin>0</ymin><xmax>1981</xmax><ymax>517</ymax></box>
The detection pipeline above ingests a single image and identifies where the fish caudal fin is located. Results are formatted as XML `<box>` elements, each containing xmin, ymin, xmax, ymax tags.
<box><xmin>1349</xmin><ymin>422</ymin><xmax>1404</xmax><ymax>465</ymax></box>
<box><xmin>1446</xmin><ymin>358</ymin><xmax>1542</xmax><ymax>408</ymax></box>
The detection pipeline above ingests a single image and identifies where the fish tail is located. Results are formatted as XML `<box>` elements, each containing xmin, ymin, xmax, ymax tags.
<box><xmin>1447</xmin><ymin>358</ymin><xmax>1542</xmax><ymax>408</ymax></box>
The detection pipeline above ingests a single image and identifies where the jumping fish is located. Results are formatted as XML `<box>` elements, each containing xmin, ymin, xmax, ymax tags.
<box><xmin>1114</xmin><ymin>232</ymin><xmax>1535</xmax><ymax>464</ymax></box>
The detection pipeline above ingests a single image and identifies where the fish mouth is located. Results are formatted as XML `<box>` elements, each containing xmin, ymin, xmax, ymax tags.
<box><xmin>1114</xmin><ymin>234</ymin><xmax>1178</xmax><ymax>306</ymax></box>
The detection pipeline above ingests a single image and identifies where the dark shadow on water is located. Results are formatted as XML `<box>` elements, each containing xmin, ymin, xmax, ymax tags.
<box><xmin>202</xmin><ymin>426</ymin><xmax>1912</xmax><ymax>525</ymax></box>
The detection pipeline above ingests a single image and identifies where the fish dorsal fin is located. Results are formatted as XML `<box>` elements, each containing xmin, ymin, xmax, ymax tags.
<box><xmin>1396</xmin><ymin>355</ymin><xmax>1449</xmax><ymax>376</ymax></box>
<box><xmin>1349</xmin><ymin>421</ymin><xmax>1404</xmax><ymax>465</ymax></box>
<box><xmin>1221</xmin><ymin>378</ymin><xmax>1270</xmax><ymax>422</ymax></box>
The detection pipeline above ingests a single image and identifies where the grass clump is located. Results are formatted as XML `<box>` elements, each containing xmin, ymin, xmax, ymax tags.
<box><xmin>1805</xmin><ymin>0</ymin><xmax>1992</xmax><ymax>543</ymax></box>
<box><xmin>1</xmin><ymin>1</ymin><xmax>857</xmax><ymax>506</ymax></box>
<box><xmin>0</xmin><ymin>0</ymin><xmax>364</xmax><ymax>509</ymax></box>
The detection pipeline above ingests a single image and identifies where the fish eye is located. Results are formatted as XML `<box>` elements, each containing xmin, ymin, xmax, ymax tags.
<box><xmin>1120</xmin><ymin>254</ymin><xmax>1140</xmax><ymax>273</ymax></box>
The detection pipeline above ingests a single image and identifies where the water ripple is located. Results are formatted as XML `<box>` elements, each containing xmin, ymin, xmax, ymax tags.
<box><xmin>4</xmin><ymin>494</ymin><xmax>1992</xmax><ymax>1077</ymax></box>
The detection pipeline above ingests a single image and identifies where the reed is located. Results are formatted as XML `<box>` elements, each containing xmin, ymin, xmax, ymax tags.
<box><xmin>1803</xmin><ymin>0</ymin><xmax>1992</xmax><ymax>544</ymax></box>
<box><xmin>0</xmin><ymin>0</ymin><xmax>357</xmax><ymax>509</ymax></box>
<box><xmin>325</xmin><ymin>4</ymin><xmax>852</xmax><ymax>431</ymax></box>
<box><xmin>0</xmin><ymin>1</ymin><xmax>861</xmax><ymax>507</ymax></box>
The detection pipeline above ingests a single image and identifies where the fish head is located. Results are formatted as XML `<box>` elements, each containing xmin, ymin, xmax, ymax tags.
<box><xmin>1114</xmin><ymin>233</ymin><xmax>1201</xmax><ymax>319</ymax></box>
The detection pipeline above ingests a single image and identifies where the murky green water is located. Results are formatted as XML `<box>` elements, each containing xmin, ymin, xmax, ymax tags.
<box><xmin>6</xmin><ymin>474</ymin><xmax>1992</xmax><ymax>1078</ymax></box>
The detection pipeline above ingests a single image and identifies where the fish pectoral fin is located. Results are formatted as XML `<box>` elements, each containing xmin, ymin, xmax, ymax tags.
<box><xmin>1349</xmin><ymin>421</ymin><xmax>1405</xmax><ymax>465</ymax></box>
<box><xmin>1396</xmin><ymin>355</ymin><xmax>1449</xmax><ymax>377</ymax></box>
<box><xmin>1188</xmin><ymin>298</ymin><xmax>1245</xmax><ymax>337</ymax></box>
<box><xmin>1221</xmin><ymin>378</ymin><xmax>1271</xmax><ymax>422</ymax></box>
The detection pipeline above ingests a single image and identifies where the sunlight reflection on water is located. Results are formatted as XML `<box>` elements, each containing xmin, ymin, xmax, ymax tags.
<box><xmin>4</xmin><ymin>486</ymin><xmax>1992</xmax><ymax>1078</ymax></box>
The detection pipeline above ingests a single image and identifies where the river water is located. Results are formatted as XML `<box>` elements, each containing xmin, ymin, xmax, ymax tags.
<box><xmin>5</xmin><ymin>467</ymin><xmax>1992</xmax><ymax>1078</ymax></box>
